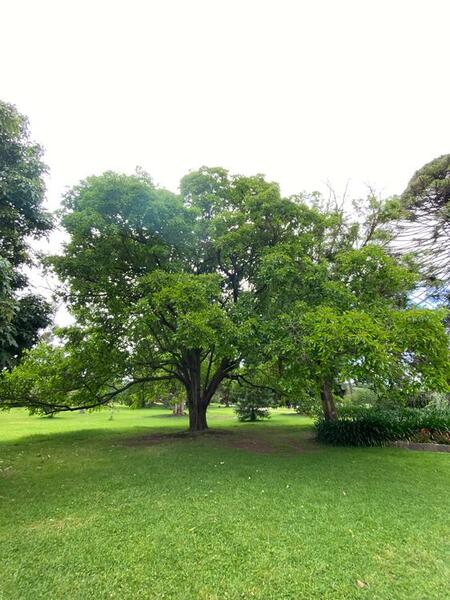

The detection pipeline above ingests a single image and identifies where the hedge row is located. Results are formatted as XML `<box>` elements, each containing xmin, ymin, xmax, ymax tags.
<box><xmin>316</xmin><ymin>408</ymin><xmax>450</xmax><ymax>447</ymax></box>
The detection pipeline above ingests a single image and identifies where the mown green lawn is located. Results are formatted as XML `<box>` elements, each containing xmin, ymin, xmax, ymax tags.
<box><xmin>0</xmin><ymin>406</ymin><xmax>449</xmax><ymax>599</ymax></box>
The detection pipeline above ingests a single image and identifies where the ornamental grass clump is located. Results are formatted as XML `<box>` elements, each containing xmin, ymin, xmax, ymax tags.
<box><xmin>316</xmin><ymin>408</ymin><xmax>450</xmax><ymax>446</ymax></box>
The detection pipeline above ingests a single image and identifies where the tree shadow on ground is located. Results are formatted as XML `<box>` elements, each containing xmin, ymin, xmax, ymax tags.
<box><xmin>123</xmin><ymin>423</ymin><xmax>321</xmax><ymax>454</ymax></box>
<box><xmin>140</xmin><ymin>412</ymin><xmax>188</xmax><ymax>419</ymax></box>
<box><xmin>0</xmin><ymin>419</ymin><xmax>319</xmax><ymax>455</ymax></box>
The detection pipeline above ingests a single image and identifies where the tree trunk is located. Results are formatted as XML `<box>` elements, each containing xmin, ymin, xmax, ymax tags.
<box><xmin>184</xmin><ymin>352</ymin><xmax>232</xmax><ymax>432</ymax></box>
<box><xmin>320</xmin><ymin>381</ymin><xmax>337</xmax><ymax>421</ymax></box>
<box><xmin>172</xmin><ymin>399</ymin><xmax>185</xmax><ymax>416</ymax></box>
<box><xmin>188</xmin><ymin>401</ymin><xmax>208</xmax><ymax>432</ymax></box>
<box><xmin>185</xmin><ymin>351</ymin><xmax>209</xmax><ymax>432</ymax></box>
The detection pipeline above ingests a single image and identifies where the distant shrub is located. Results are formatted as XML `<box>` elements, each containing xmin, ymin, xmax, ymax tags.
<box><xmin>316</xmin><ymin>408</ymin><xmax>450</xmax><ymax>447</ymax></box>
<box><xmin>423</xmin><ymin>392</ymin><xmax>450</xmax><ymax>411</ymax></box>
<box><xmin>232</xmin><ymin>386</ymin><xmax>275</xmax><ymax>422</ymax></box>
<box><xmin>294</xmin><ymin>396</ymin><xmax>322</xmax><ymax>417</ymax></box>
<box><xmin>216</xmin><ymin>381</ymin><xmax>233</xmax><ymax>406</ymax></box>
<box><xmin>335</xmin><ymin>404</ymin><xmax>371</xmax><ymax>419</ymax></box>
<box><xmin>345</xmin><ymin>386</ymin><xmax>378</xmax><ymax>406</ymax></box>
<box><xmin>291</xmin><ymin>386</ymin><xmax>322</xmax><ymax>417</ymax></box>
<box><xmin>121</xmin><ymin>391</ymin><xmax>155</xmax><ymax>409</ymax></box>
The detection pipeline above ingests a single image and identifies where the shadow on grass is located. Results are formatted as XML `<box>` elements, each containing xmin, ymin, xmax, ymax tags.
<box><xmin>279</xmin><ymin>412</ymin><xmax>312</xmax><ymax>417</ymax></box>
<box><xmin>140</xmin><ymin>413</ymin><xmax>188</xmax><ymax>420</ymax></box>
<box><xmin>0</xmin><ymin>419</ymin><xmax>318</xmax><ymax>454</ymax></box>
<box><xmin>0</xmin><ymin>423</ymin><xmax>182</xmax><ymax>449</ymax></box>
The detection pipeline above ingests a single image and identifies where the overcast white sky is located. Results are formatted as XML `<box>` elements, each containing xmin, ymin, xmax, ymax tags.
<box><xmin>2</xmin><ymin>0</ymin><xmax>449</xmax><ymax>208</ymax></box>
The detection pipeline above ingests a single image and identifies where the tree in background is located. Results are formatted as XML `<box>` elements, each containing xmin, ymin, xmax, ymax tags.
<box><xmin>0</xmin><ymin>257</ymin><xmax>16</xmax><ymax>363</ymax></box>
<box><xmin>255</xmin><ymin>193</ymin><xmax>450</xmax><ymax>420</ymax></box>
<box><xmin>232</xmin><ymin>385</ymin><xmax>275</xmax><ymax>422</ymax></box>
<box><xmin>120</xmin><ymin>378</ymin><xmax>186</xmax><ymax>413</ymax></box>
<box><xmin>399</xmin><ymin>154</ymin><xmax>450</xmax><ymax>307</ymax></box>
<box><xmin>0</xmin><ymin>101</ymin><xmax>52</xmax><ymax>368</ymax></box>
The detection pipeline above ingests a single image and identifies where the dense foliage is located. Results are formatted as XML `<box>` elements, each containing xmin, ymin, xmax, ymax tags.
<box><xmin>3</xmin><ymin>168</ymin><xmax>306</xmax><ymax>428</ymax></box>
<box><xmin>0</xmin><ymin>162</ymin><xmax>448</xmax><ymax>430</ymax></box>
<box><xmin>260</xmin><ymin>221</ymin><xmax>449</xmax><ymax>419</ymax></box>
<box><xmin>0</xmin><ymin>101</ymin><xmax>52</xmax><ymax>368</ymax></box>
<box><xmin>316</xmin><ymin>407</ymin><xmax>450</xmax><ymax>446</ymax></box>
<box><xmin>341</xmin><ymin>386</ymin><xmax>379</xmax><ymax>407</ymax></box>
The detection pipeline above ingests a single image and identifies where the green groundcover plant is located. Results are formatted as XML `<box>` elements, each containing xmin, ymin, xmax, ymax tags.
<box><xmin>316</xmin><ymin>407</ymin><xmax>450</xmax><ymax>446</ymax></box>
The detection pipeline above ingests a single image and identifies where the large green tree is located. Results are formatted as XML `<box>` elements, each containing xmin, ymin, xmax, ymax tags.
<box><xmin>0</xmin><ymin>101</ymin><xmax>52</xmax><ymax>368</ymax></box>
<box><xmin>7</xmin><ymin>168</ymin><xmax>316</xmax><ymax>430</ymax></box>
<box><xmin>1</xmin><ymin>168</ymin><xmax>448</xmax><ymax>428</ymax></box>
<box><xmin>255</xmin><ymin>196</ymin><xmax>450</xmax><ymax>419</ymax></box>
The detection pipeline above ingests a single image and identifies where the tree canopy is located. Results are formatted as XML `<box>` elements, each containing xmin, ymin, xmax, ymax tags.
<box><xmin>0</xmin><ymin>101</ymin><xmax>52</xmax><ymax>368</ymax></box>
<box><xmin>254</xmin><ymin>204</ymin><xmax>449</xmax><ymax>419</ymax></box>
<box><xmin>1</xmin><ymin>166</ymin><xmax>448</xmax><ymax>429</ymax></box>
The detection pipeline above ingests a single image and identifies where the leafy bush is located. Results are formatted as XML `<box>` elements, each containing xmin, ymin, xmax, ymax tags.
<box><xmin>232</xmin><ymin>386</ymin><xmax>275</xmax><ymax>422</ymax></box>
<box><xmin>335</xmin><ymin>404</ymin><xmax>372</xmax><ymax>419</ymax></box>
<box><xmin>345</xmin><ymin>386</ymin><xmax>378</xmax><ymax>406</ymax></box>
<box><xmin>316</xmin><ymin>408</ymin><xmax>450</xmax><ymax>446</ymax></box>
<box><xmin>294</xmin><ymin>394</ymin><xmax>322</xmax><ymax>417</ymax></box>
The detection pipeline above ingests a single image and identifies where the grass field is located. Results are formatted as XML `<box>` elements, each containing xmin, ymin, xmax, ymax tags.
<box><xmin>0</xmin><ymin>406</ymin><xmax>449</xmax><ymax>599</ymax></box>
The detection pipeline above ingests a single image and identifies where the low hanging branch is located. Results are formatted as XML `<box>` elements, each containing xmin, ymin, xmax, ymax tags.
<box><xmin>0</xmin><ymin>375</ymin><xmax>176</xmax><ymax>414</ymax></box>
